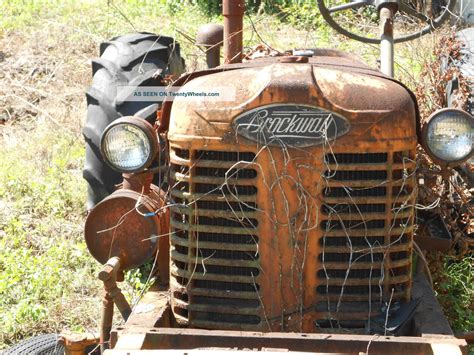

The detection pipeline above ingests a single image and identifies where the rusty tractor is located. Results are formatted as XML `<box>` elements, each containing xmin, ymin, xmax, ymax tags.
<box><xmin>63</xmin><ymin>0</ymin><xmax>474</xmax><ymax>354</ymax></box>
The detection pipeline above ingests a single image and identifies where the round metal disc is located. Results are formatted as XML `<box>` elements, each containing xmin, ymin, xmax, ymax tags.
<box><xmin>85</xmin><ymin>189</ymin><xmax>162</xmax><ymax>270</ymax></box>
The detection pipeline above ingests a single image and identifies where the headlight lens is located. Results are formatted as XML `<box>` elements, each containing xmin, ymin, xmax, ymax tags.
<box><xmin>101</xmin><ymin>117</ymin><xmax>158</xmax><ymax>173</ymax></box>
<box><xmin>423</xmin><ymin>109</ymin><xmax>473</xmax><ymax>164</ymax></box>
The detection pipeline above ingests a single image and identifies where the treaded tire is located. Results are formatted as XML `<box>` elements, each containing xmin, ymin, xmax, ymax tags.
<box><xmin>83</xmin><ymin>32</ymin><xmax>185</xmax><ymax>209</ymax></box>
<box><xmin>3</xmin><ymin>334</ymin><xmax>64</xmax><ymax>355</ymax></box>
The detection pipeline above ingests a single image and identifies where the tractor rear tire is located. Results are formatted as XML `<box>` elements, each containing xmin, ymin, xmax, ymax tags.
<box><xmin>3</xmin><ymin>334</ymin><xmax>64</xmax><ymax>355</ymax></box>
<box><xmin>83</xmin><ymin>32</ymin><xmax>185</xmax><ymax>209</ymax></box>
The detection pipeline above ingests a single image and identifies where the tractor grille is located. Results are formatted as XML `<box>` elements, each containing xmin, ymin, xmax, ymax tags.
<box><xmin>317</xmin><ymin>151</ymin><xmax>415</xmax><ymax>325</ymax></box>
<box><xmin>169</xmin><ymin>147</ymin><xmax>416</xmax><ymax>331</ymax></box>
<box><xmin>170</xmin><ymin>148</ymin><xmax>262</xmax><ymax>330</ymax></box>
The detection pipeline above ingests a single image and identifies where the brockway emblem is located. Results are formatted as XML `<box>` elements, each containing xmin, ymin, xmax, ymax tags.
<box><xmin>233</xmin><ymin>104</ymin><xmax>350</xmax><ymax>147</ymax></box>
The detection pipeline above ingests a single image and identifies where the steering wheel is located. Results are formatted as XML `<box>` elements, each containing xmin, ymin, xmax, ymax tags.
<box><xmin>317</xmin><ymin>0</ymin><xmax>457</xmax><ymax>43</ymax></box>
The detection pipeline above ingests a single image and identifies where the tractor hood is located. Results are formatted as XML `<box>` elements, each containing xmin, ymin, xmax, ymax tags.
<box><xmin>168</xmin><ymin>55</ymin><xmax>418</xmax><ymax>146</ymax></box>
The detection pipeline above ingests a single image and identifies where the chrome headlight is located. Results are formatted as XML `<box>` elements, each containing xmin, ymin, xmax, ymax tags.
<box><xmin>101</xmin><ymin>117</ymin><xmax>158</xmax><ymax>173</ymax></box>
<box><xmin>422</xmin><ymin>108</ymin><xmax>473</xmax><ymax>165</ymax></box>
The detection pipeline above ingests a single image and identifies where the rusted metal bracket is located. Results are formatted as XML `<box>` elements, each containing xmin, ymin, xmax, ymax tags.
<box><xmin>60</xmin><ymin>331</ymin><xmax>100</xmax><ymax>355</ymax></box>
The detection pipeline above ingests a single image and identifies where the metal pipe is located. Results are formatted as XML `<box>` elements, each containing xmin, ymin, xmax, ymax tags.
<box><xmin>108</xmin><ymin>287</ymin><xmax>132</xmax><ymax>320</ymax></box>
<box><xmin>98</xmin><ymin>257</ymin><xmax>132</xmax><ymax>353</ymax></box>
<box><xmin>196</xmin><ymin>24</ymin><xmax>224</xmax><ymax>69</ymax></box>
<box><xmin>99</xmin><ymin>257</ymin><xmax>132</xmax><ymax>321</ymax></box>
<box><xmin>380</xmin><ymin>7</ymin><xmax>395</xmax><ymax>77</ymax></box>
<box><xmin>100</xmin><ymin>291</ymin><xmax>114</xmax><ymax>353</ymax></box>
<box><xmin>223</xmin><ymin>0</ymin><xmax>245</xmax><ymax>64</ymax></box>
<box><xmin>206</xmin><ymin>49</ymin><xmax>221</xmax><ymax>69</ymax></box>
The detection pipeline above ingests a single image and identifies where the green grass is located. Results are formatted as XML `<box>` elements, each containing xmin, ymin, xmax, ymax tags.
<box><xmin>433</xmin><ymin>255</ymin><xmax>474</xmax><ymax>333</ymax></box>
<box><xmin>0</xmin><ymin>0</ymin><xmax>472</xmax><ymax>350</ymax></box>
<box><xmin>0</xmin><ymin>127</ymin><xmax>100</xmax><ymax>345</ymax></box>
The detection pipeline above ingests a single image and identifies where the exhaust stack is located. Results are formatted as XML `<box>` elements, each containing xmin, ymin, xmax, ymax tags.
<box><xmin>196</xmin><ymin>24</ymin><xmax>224</xmax><ymax>69</ymax></box>
<box><xmin>223</xmin><ymin>0</ymin><xmax>245</xmax><ymax>64</ymax></box>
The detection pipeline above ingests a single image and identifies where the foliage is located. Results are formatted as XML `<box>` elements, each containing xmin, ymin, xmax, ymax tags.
<box><xmin>429</xmin><ymin>254</ymin><xmax>474</xmax><ymax>332</ymax></box>
<box><xmin>0</xmin><ymin>130</ymin><xmax>101</xmax><ymax>346</ymax></box>
<box><xmin>279</xmin><ymin>1</ymin><xmax>324</xmax><ymax>31</ymax></box>
<box><xmin>415</xmin><ymin>32</ymin><xmax>470</xmax><ymax>119</ymax></box>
